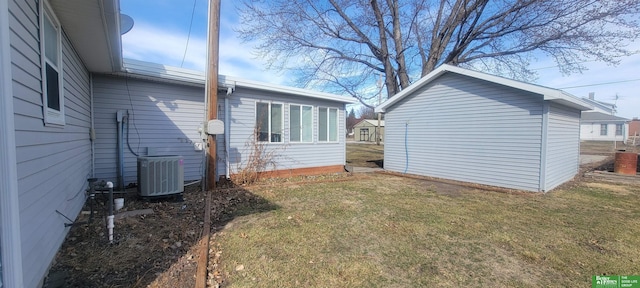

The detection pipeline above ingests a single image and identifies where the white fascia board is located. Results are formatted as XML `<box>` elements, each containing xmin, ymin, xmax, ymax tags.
<box><xmin>375</xmin><ymin>64</ymin><xmax>593</xmax><ymax>112</ymax></box>
<box><xmin>223</xmin><ymin>75</ymin><xmax>357</xmax><ymax>104</ymax></box>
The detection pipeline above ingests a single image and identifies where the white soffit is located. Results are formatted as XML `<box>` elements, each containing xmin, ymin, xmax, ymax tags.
<box><xmin>49</xmin><ymin>0</ymin><xmax>122</xmax><ymax>73</ymax></box>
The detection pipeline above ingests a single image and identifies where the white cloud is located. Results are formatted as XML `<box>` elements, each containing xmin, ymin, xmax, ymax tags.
<box><xmin>121</xmin><ymin>22</ymin><xmax>288</xmax><ymax>85</ymax></box>
<box><xmin>122</xmin><ymin>23</ymin><xmax>206</xmax><ymax>71</ymax></box>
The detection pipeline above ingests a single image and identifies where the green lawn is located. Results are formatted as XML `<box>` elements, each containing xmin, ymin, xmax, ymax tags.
<box><xmin>212</xmin><ymin>174</ymin><xmax>640</xmax><ymax>287</ymax></box>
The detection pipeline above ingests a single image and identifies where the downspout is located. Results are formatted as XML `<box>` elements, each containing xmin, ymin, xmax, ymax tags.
<box><xmin>90</xmin><ymin>74</ymin><xmax>95</xmax><ymax>177</ymax></box>
<box><xmin>0</xmin><ymin>0</ymin><xmax>25</xmax><ymax>284</ymax></box>
<box><xmin>225</xmin><ymin>87</ymin><xmax>232</xmax><ymax>179</ymax></box>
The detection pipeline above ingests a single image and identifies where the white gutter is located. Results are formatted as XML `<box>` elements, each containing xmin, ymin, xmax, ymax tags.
<box><xmin>90</xmin><ymin>74</ymin><xmax>95</xmax><ymax>176</ymax></box>
<box><xmin>99</xmin><ymin>0</ymin><xmax>123</xmax><ymax>72</ymax></box>
<box><xmin>0</xmin><ymin>0</ymin><xmax>25</xmax><ymax>285</ymax></box>
<box><xmin>225</xmin><ymin>88</ymin><xmax>233</xmax><ymax>179</ymax></box>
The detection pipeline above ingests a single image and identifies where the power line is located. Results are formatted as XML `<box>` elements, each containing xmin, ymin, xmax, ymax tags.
<box><xmin>559</xmin><ymin>78</ymin><xmax>640</xmax><ymax>89</ymax></box>
<box><xmin>181</xmin><ymin>0</ymin><xmax>198</xmax><ymax>68</ymax></box>
<box><xmin>530</xmin><ymin>60</ymin><xmax>599</xmax><ymax>71</ymax></box>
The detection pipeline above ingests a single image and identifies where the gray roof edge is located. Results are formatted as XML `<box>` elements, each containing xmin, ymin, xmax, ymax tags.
<box><xmin>581</xmin><ymin>111</ymin><xmax>629</xmax><ymax>122</ymax></box>
<box><xmin>375</xmin><ymin>64</ymin><xmax>593</xmax><ymax>112</ymax></box>
<box><xmin>355</xmin><ymin>119</ymin><xmax>385</xmax><ymax>127</ymax></box>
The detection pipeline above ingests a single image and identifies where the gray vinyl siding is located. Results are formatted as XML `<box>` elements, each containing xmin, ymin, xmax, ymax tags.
<box><xmin>383</xmin><ymin>73</ymin><xmax>543</xmax><ymax>192</ymax></box>
<box><xmin>93</xmin><ymin>75</ymin><xmax>206</xmax><ymax>183</ymax></box>
<box><xmin>10</xmin><ymin>0</ymin><xmax>92</xmax><ymax>286</ymax></box>
<box><xmin>224</xmin><ymin>88</ymin><xmax>346</xmax><ymax>174</ymax></box>
<box><xmin>543</xmin><ymin>102</ymin><xmax>581</xmax><ymax>191</ymax></box>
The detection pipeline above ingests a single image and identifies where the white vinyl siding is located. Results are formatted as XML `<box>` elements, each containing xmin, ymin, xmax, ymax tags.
<box><xmin>580</xmin><ymin>122</ymin><xmax>628</xmax><ymax>141</ymax></box>
<box><xmin>40</xmin><ymin>0</ymin><xmax>64</xmax><ymax>125</ymax></box>
<box><xmin>289</xmin><ymin>104</ymin><xmax>313</xmax><ymax>143</ymax></box>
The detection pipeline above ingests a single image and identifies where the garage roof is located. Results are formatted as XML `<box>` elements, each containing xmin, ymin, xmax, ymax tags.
<box><xmin>375</xmin><ymin>64</ymin><xmax>593</xmax><ymax>113</ymax></box>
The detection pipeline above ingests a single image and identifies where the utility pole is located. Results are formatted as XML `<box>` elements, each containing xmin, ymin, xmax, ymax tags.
<box><xmin>205</xmin><ymin>0</ymin><xmax>220</xmax><ymax>191</ymax></box>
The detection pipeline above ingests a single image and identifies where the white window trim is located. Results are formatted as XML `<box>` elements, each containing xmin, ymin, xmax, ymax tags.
<box><xmin>318</xmin><ymin>106</ymin><xmax>339</xmax><ymax>143</ymax></box>
<box><xmin>288</xmin><ymin>103</ymin><xmax>314</xmax><ymax>144</ymax></box>
<box><xmin>615</xmin><ymin>123</ymin><xmax>623</xmax><ymax>136</ymax></box>
<box><xmin>255</xmin><ymin>101</ymin><xmax>284</xmax><ymax>144</ymax></box>
<box><xmin>600</xmin><ymin>124</ymin><xmax>607</xmax><ymax>136</ymax></box>
<box><xmin>40</xmin><ymin>0</ymin><xmax>65</xmax><ymax>126</ymax></box>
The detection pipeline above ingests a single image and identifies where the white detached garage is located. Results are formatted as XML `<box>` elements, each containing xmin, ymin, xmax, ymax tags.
<box><xmin>375</xmin><ymin>65</ymin><xmax>592</xmax><ymax>192</ymax></box>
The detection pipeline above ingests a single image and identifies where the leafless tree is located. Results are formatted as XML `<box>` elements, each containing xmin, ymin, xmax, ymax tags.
<box><xmin>357</xmin><ymin>106</ymin><xmax>377</xmax><ymax>119</ymax></box>
<box><xmin>237</xmin><ymin>0</ymin><xmax>640</xmax><ymax>107</ymax></box>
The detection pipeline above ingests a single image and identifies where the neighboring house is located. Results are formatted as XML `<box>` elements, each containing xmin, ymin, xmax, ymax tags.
<box><xmin>580</xmin><ymin>112</ymin><xmax>629</xmax><ymax>142</ymax></box>
<box><xmin>353</xmin><ymin>119</ymin><xmax>385</xmax><ymax>142</ymax></box>
<box><xmin>581</xmin><ymin>93</ymin><xmax>616</xmax><ymax>114</ymax></box>
<box><xmin>0</xmin><ymin>0</ymin><xmax>353</xmax><ymax>287</ymax></box>
<box><xmin>375</xmin><ymin>64</ymin><xmax>592</xmax><ymax>193</ymax></box>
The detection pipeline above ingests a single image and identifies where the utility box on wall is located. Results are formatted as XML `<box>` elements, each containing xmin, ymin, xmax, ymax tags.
<box><xmin>137</xmin><ymin>155</ymin><xmax>184</xmax><ymax>197</ymax></box>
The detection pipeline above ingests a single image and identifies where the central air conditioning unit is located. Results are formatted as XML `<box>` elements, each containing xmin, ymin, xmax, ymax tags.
<box><xmin>137</xmin><ymin>155</ymin><xmax>184</xmax><ymax>197</ymax></box>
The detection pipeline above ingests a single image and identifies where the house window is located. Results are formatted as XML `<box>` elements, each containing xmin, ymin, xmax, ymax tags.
<box><xmin>600</xmin><ymin>124</ymin><xmax>608</xmax><ymax>136</ymax></box>
<box><xmin>41</xmin><ymin>1</ymin><xmax>64</xmax><ymax>125</ymax></box>
<box><xmin>318</xmin><ymin>107</ymin><xmax>338</xmax><ymax>142</ymax></box>
<box><xmin>289</xmin><ymin>104</ymin><xmax>313</xmax><ymax>142</ymax></box>
<box><xmin>615</xmin><ymin>124</ymin><xmax>623</xmax><ymax>136</ymax></box>
<box><xmin>256</xmin><ymin>102</ymin><xmax>283</xmax><ymax>143</ymax></box>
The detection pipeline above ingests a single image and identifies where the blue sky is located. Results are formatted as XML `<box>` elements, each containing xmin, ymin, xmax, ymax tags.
<box><xmin>120</xmin><ymin>0</ymin><xmax>640</xmax><ymax>119</ymax></box>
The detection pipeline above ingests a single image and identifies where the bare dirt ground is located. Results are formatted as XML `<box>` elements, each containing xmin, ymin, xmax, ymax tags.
<box><xmin>580</xmin><ymin>140</ymin><xmax>638</xmax><ymax>155</ymax></box>
<box><xmin>44</xmin><ymin>180</ymin><xmax>276</xmax><ymax>288</ymax></box>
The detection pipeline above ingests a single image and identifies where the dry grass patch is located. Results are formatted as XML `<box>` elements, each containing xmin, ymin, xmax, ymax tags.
<box><xmin>585</xmin><ymin>182</ymin><xmax>632</xmax><ymax>195</ymax></box>
<box><xmin>212</xmin><ymin>174</ymin><xmax>640</xmax><ymax>287</ymax></box>
<box><xmin>346</xmin><ymin>143</ymin><xmax>384</xmax><ymax>168</ymax></box>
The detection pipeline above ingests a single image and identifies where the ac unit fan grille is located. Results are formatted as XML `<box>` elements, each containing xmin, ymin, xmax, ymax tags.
<box><xmin>137</xmin><ymin>156</ymin><xmax>184</xmax><ymax>197</ymax></box>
